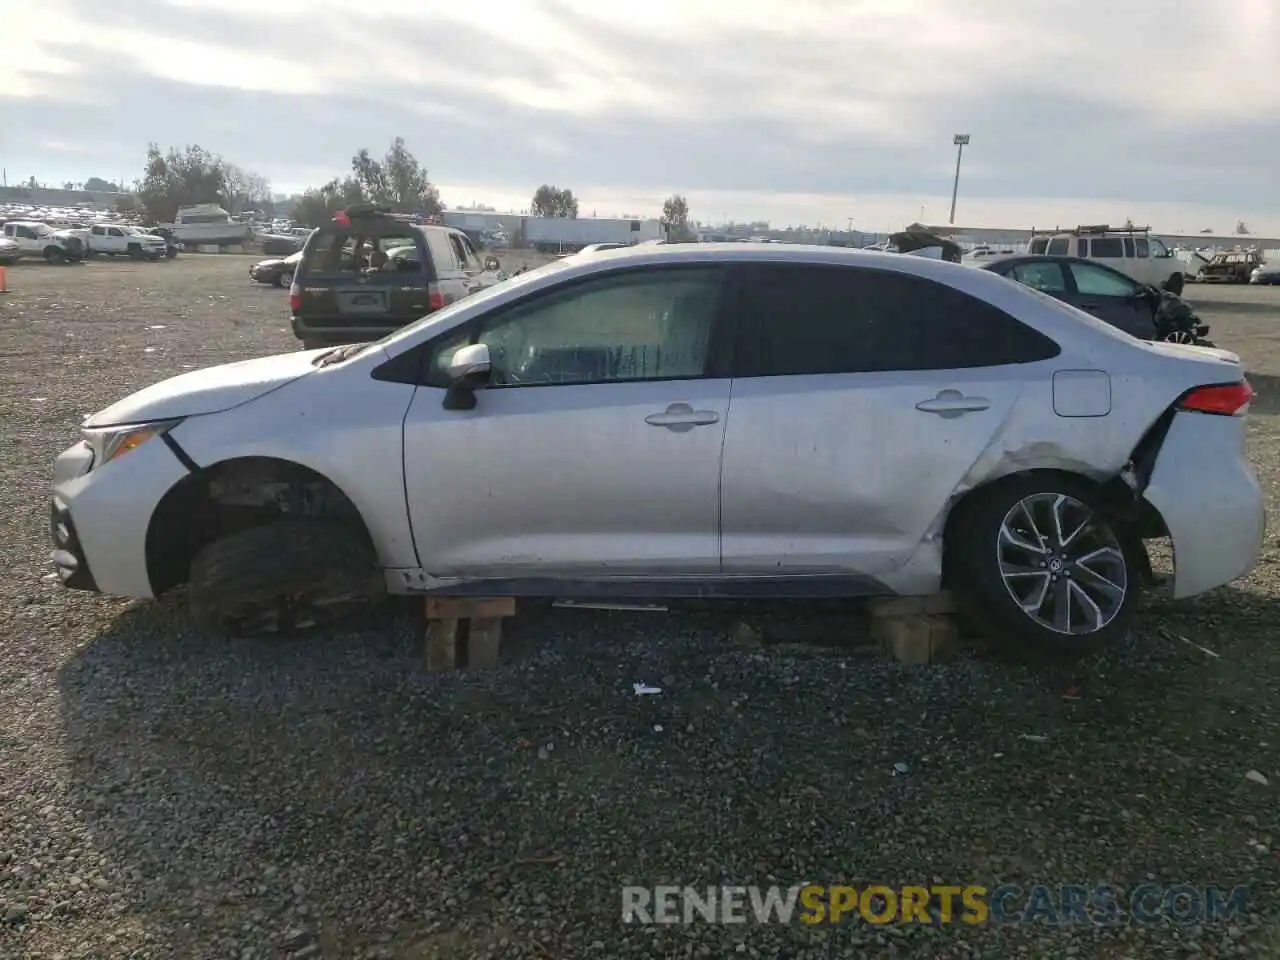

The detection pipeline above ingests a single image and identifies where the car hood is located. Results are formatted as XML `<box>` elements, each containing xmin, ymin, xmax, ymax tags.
<box><xmin>84</xmin><ymin>350</ymin><xmax>323</xmax><ymax>428</ymax></box>
<box><xmin>252</xmin><ymin>258</ymin><xmax>286</xmax><ymax>269</ymax></box>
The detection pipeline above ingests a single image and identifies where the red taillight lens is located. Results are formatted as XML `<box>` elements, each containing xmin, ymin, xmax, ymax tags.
<box><xmin>1178</xmin><ymin>380</ymin><xmax>1253</xmax><ymax>416</ymax></box>
<box><xmin>429</xmin><ymin>290</ymin><xmax>445</xmax><ymax>310</ymax></box>
<box><xmin>289</xmin><ymin>283</ymin><xmax>302</xmax><ymax>312</ymax></box>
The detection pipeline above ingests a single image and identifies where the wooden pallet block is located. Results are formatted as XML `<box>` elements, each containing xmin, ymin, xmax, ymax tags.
<box><xmin>869</xmin><ymin>593</ymin><xmax>956</xmax><ymax>665</ymax></box>
<box><xmin>425</xmin><ymin>597</ymin><xmax>516</xmax><ymax>671</ymax></box>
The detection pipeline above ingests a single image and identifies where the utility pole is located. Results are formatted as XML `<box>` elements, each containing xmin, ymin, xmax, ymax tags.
<box><xmin>949</xmin><ymin>134</ymin><xmax>970</xmax><ymax>225</ymax></box>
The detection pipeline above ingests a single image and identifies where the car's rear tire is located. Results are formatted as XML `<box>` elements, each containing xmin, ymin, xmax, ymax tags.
<box><xmin>275</xmin><ymin>270</ymin><xmax>294</xmax><ymax>288</ymax></box>
<box><xmin>188</xmin><ymin>520</ymin><xmax>385</xmax><ymax>637</ymax></box>
<box><xmin>948</xmin><ymin>474</ymin><xmax>1139</xmax><ymax>660</ymax></box>
<box><xmin>127</xmin><ymin>244</ymin><xmax>143</xmax><ymax>260</ymax></box>
<box><xmin>1164</xmin><ymin>273</ymin><xmax>1184</xmax><ymax>296</ymax></box>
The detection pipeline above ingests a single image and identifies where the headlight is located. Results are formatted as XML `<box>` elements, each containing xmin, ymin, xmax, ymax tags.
<box><xmin>81</xmin><ymin>419</ymin><xmax>183</xmax><ymax>466</ymax></box>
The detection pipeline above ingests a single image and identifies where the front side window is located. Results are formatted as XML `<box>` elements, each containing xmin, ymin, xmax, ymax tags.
<box><xmin>1150</xmin><ymin>238</ymin><xmax>1170</xmax><ymax>257</ymax></box>
<box><xmin>1069</xmin><ymin>262</ymin><xmax>1137</xmax><ymax>297</ymax></box>
<box><xmin>738</xmin><ymin>264</ymin><xmax>1059</xmax><ymax>376</ymax></box>
<box><xmin>1009</xmin><ymin>262</ymin><xmax>1068</xmax><ymax>294</ymax></box>
<box><xmin>433</xmin><ymin>267</ymin><xmax>726</xmax><ymax>387</ymax></box>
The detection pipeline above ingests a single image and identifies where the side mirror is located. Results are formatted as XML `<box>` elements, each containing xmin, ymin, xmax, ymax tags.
<box><xmin>442</xmin><ymin>343</ymin><xmax>491</xmax><ymax>410</ymax></box>
<box><xmin>484</xmin><ymin>254</ymin><xmax>501</xmax><ymax>272</ymax></box>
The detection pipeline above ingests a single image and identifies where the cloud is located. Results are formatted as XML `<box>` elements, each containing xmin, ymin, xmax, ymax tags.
<box><xmin>2</xmin><ymin>0</ymin><xmax>1277</xmax><ymax>229</ymax></box>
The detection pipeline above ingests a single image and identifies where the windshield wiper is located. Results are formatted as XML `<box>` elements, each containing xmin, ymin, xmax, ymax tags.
<box><xmin>313</xmin><ymin>343</ymin><xmax>368</xmax><ymax>367</ymax></box>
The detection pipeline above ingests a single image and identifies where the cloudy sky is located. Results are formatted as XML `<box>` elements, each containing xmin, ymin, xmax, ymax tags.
<box><xmin>3</xmin><ymin>0</ymin><xmax>1278</xmax><ymax>232</ymax></box>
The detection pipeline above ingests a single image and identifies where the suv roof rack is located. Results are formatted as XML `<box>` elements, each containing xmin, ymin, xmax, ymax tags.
<box><xmin>332</xmin><ymin>203</ymin><xmax>422</xmax><ymax>226</ymax></box>
<box><xmin>1030</xmin><ymin>223</ymin><xmax>1152</xmax><ymax>238</ymax></box>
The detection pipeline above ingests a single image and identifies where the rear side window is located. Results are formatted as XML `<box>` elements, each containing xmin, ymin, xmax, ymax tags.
<box><xmin>426</xmin><ymin>230</ymin><xmax>463</xmax><ymax>274</ymax></box>
<box><xmin>1123</xmin><ymin>238</ymin><xmax>1135</xmax><ymax>257</ymax></box>
<box><xmin>302</xmin><ymin>226</ymin><xmax>423</xmax><ymax>276</ymax></box>
<box><xmin>737</xmin><ymin>264</ymin><xmax>1060</xmax><ymax>377</ymax></box>
<box><xmin>1090</xmin><ymin>237</ymin><xmax>1123</xmax><ymax>258</ymax></box>
<box><xmin>1045</xmin><ymin>238</ymin><xmax>1069</xmax><ymax>255</ymax></box>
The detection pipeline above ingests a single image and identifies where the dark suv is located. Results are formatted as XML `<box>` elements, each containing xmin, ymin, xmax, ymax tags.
<box><xmin>289</xmin><ymin>205</ymin><xmax>497</xmax><ymax>349</ymax></box>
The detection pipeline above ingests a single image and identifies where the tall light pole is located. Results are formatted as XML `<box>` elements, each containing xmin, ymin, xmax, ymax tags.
<box><xmin>949</xmin><ymin>133</ymin><xmax>970</xmax><ymax>225</ymax></box>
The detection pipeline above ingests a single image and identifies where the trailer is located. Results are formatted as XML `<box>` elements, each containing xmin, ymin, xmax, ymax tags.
<box><xmin>522</xmin><ymin>216</ymin><xmax>662</xmax><ymax>252</ymax></box>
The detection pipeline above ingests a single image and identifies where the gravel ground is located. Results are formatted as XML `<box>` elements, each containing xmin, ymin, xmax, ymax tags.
<box><xmin>1</xmin><ymin>256</ymin><xmax>1278</xmax><ymax>959</ymax></box>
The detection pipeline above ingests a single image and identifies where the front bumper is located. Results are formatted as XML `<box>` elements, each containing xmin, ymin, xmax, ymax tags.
<box><xmin>50</xmin><ymin>496</ymin><xmax>98</xmax><ymax>591</ymax></box>
<box><xmin>50</xmin><ymin>433</ymin><xmax>191</xmax><ymax>599</ymax></box>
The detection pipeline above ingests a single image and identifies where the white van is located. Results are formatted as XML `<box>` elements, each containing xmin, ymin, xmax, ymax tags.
<box><xmin>1028</xmin><ymin>226</ymin><xmax>1190</xmax><ymax>293</ymax></box>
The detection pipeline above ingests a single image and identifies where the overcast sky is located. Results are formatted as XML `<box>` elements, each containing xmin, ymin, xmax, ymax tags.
<box><xmin>3</xmin><ymin>0</ymin><xmax>1278</xmax><ymax>232</ymax></box>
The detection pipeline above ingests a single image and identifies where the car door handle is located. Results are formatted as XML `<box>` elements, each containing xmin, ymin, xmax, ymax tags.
<box><xmin>915</xmin><ymin>390</ymin><xmax>990</xmax><ymax>417</ymax></box>
<box><xmin>645</xmin><ymin>403</ymin><xmax>720</xmax><ymax>429</ymax></box>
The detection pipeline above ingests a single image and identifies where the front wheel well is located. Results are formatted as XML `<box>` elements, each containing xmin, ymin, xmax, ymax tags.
<box><xmin>144</xmin><ymin>456</ymin><xmax>375</xmax><ymax>596</ymax></box>
<box><xmin>939</xmin><ymin>468</ymin><xmax>1168</xmax><ymax>588</ymax></box>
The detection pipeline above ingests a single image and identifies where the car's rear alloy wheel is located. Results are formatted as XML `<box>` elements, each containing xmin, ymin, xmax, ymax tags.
<box><xmin>996</xmin><ymin>493</ymin><xmax>1128</xmax><ymax>636</ymax></box>
<box><xmin>951</xmin><ymin>475</ymin><xmax>1138</xmax><ymax>658</ymax></box>
<box><xmin>276</xmin><ymin>270</ymin><xmax>293</xmax><ymax>288</ymax></box>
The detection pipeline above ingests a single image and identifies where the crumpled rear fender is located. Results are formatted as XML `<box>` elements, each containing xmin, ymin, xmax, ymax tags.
<box><xmin>1142</xmin><ymin>411</ymin><xmax>1265</xmax><ymax>598</ymax></box>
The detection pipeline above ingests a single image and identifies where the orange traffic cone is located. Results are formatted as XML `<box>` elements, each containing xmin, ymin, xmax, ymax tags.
<box><xmin>0</xmin><ymin>266</ymin><xmax>7</xmax><ymax>293</ymax></box>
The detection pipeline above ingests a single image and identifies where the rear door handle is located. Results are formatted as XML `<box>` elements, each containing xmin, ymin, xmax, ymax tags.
<box><xmin>645</xmin><ymin>402</ymin><xmax>720</xmax><ymax>431</ymax></box>
<box><xmin>915</xmin><ymin>389</ymin><xmax>990</xmax><ymax>417</ymax></box>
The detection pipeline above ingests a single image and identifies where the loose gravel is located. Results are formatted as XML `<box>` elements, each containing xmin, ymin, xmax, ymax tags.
<box><xmin>1</xmin><ymin>257</ymin><xmax>1278</xmax><ymax>959</ymax></box>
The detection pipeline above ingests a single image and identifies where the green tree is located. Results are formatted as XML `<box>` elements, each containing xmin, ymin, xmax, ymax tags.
<box><xmin>137</xmin><ymin>143</ymin><xmax>227</xmax><ymax>223</ymax></box>
<box><xmin>291</xmin><ymin>177</ymin><xmax>367</xmax><ymax>227</ymax></box>
<box><xmin>84</xmin><ymin>176</ymin><xmax>117</xmax><ymax>191</ymax></box>
<box><xmin>530</xmin><ymin>184</ymin><xmax>579</xmax><ymax>218</ymax></box>
<box><xmin>349</xmin><ymin>138</ymin><xmax>441</xmax><ymax>215</ymax></box>
<box><xmin>661</xmin><ymin>194</ymin><xmax>693</xmax><ymax>241</ymax></box>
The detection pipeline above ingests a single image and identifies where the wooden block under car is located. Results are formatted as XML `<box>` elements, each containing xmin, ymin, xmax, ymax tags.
<box><xmin>871</xmin><ymin>613</ymin><xmax>957</xmax><ymax>666</ymax></box>
<box><xmin>867</xmin><ymin>591</ymin><xmax>955</xmax><ymax>619</ymax></box>
<box><xmin>424</xmin><ymin>597</ymin><xmax>517</xmax><ymax>671</ymax></box>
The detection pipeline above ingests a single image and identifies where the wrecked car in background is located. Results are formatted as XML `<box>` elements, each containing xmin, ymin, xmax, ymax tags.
<box><xmin>51</xmin><ymin>244</ymin><xmax>1264</xmax><ymax>659</ymax></box>
<box><xmin>1200</xmin><ymin>250</ymin><xmax>1264</xmax><ymax>283</ymax></box>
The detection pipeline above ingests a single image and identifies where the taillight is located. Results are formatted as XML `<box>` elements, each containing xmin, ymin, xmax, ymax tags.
<box><xmin>429</xmin><ymin>290</ymin><xmax>445</xmax><ymax>310</ymax></box>
<box><xmin>289</xmin><ymin>283</ymin><xmax>301</xmax><ymax>312</ymax></box>
<box><xmin>1178</xmin><ymin>380</ymin><xmax>1253</xmax><ymax>416</ymax></box>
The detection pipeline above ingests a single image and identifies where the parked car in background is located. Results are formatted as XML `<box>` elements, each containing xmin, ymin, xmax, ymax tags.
<box><xmin>289</xmin><ymin>205</ymin><xmax>502</xmax><ymax>349</ymax></box>
<box><xmin>51</xmin><ymin>245</ymin><xmax>1263</xmax><ymax>660</ymax></box>
<box><xmin>141</xmin><ymin>227</ymin><xmax>182</xmax><ymax>259</ymax></box>
<box><xmin>1176</xmin><ymin>248</ymin><xmax>1211</xmax><ymax>282</ymax></box>
<box><xmin>0</xmin><ymin>237</ymin><xmax>19</xmax><ymax>265</ymax></box>
<box><xmin>250</xmin><ymin>250</ymin><xmax>302</xmax><ymax>288</ymax></box>
<box><xmin>259</xmin><ymin>232</ymin><xmax>307</xmax><ymax>257</ymax></box>
<box><xmin>1028</xmin><ymin>225</ymin><xmax>1190</xmax><ymax>293</ymax></box>
<box><xmin>1250</xmin><ymin>261</ymin><xmax>1280</xmax><ymax>285</ymax></box>
<box><xmin>1201</xmin><ymin>251</ymin><xmax>1264</xmax><ymax>283</ymax></box>
<box><xmin>0</xmin><ymin>220</ymin><xmax>86</xmax><ymax>263</ymax></box>
<box><xmin>87</xmin><ymin>224</ymin><xmax>169</xmax><ymax>260</ymax></box>
<box><xmin>979</xmin><ymin>255</ymin><xmax>1211</xmax><ymax>343</ymax></box>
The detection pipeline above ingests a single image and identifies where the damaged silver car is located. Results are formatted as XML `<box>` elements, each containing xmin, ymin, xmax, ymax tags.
<box><xmin>52</xmin><ymin>244</ymin><xmax>1265</xmax><ymax>656</ymax></box>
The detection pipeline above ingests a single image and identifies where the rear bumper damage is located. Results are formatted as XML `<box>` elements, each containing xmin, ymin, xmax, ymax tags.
<box><xmin>1105</xmin><ymin>409</ymin><xmax>1265</xmax><ymax>598</ymax></box>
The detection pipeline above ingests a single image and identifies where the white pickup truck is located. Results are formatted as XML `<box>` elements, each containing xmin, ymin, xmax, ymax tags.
<box><xmin>87</xmin><ymin>224</ymin><xmax>169</xmax><ymax>260</ymax></box>
<box><xmin>0</xmin><ymin>220</ymin><xmax>87</xmax><ymax>263</ymax></box>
